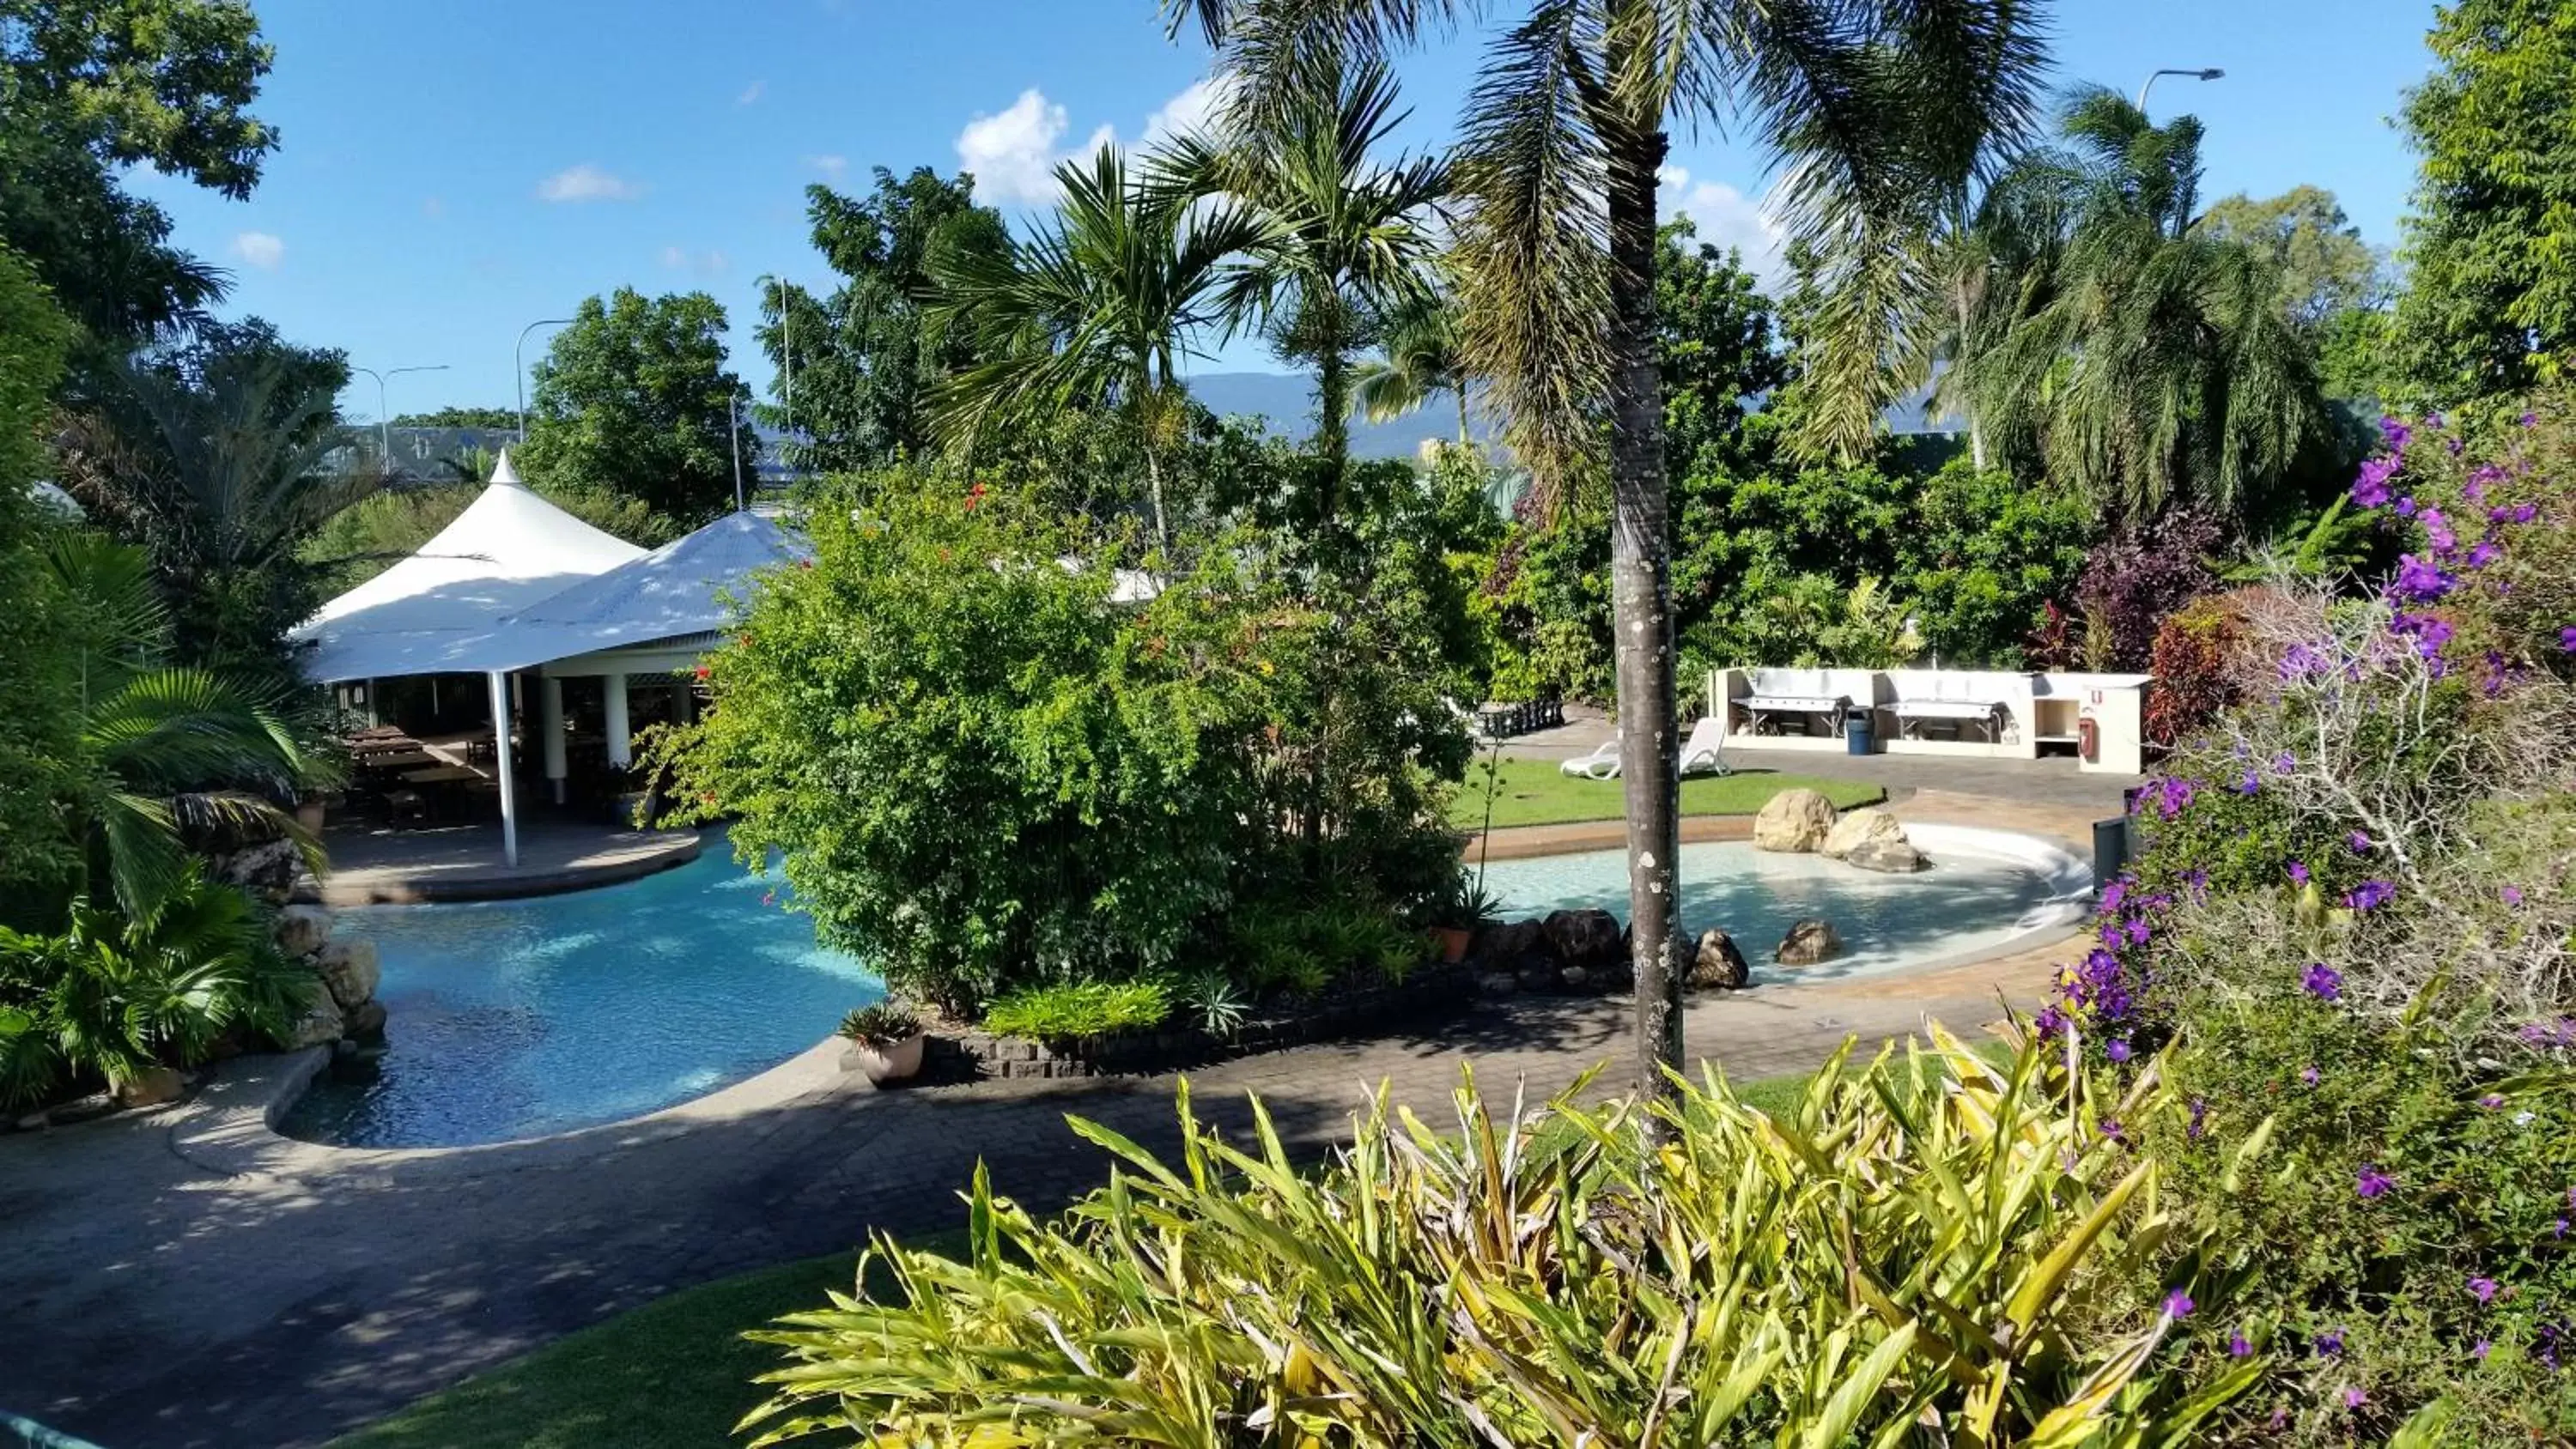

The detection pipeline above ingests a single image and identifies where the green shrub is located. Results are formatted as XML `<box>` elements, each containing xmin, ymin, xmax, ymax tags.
<box><xmin>653</xmin><ymin>480</ymin><xmax>1467</xmax><ymax>1017</ymax></box>
<box><xmin>744</xmin><ymin>1027</ymin><xmax>2263</xmax><ymax>1445</ymax></box>
<box><xmin>0</xmin><ymin>868</ymin><xmax>312</xmax><ymax>1107</ymax></box>
<box><xmin>980</xmin><ymin>979</ymin><xmax>1170</xmax><ymax>1041</ymax></box>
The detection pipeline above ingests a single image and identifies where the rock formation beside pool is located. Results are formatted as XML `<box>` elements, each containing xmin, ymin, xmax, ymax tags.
<box><xmin>1471</xmin><ymin>910</ymin><xmax>1632</xmax><ymax>994</ymax></box>
<box><xmin>270</xmin><ymin>905</ymin><xmax>386</xmax><ymax>1050</ymax></box>
<box><xmin>1773</xmin><ymin>918</ymin><xmax>1844</xmax><ymax>967</ymax></box>
<box><xmin>1821</xmin><ymin>806</ymin><xmax>1929</xmax><ymax>873</ymax></box>
<box><xmin>1688</xmin><ymin>928</ymin><xmax>1751</xmax><ymax>989</ymax></box>
<box><xmin>1753</xmin><ymin>788</ymin><xmax>1838</xmax><ymax>852</ymax></box>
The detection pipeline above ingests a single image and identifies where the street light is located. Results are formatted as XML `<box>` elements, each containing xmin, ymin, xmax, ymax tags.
<box><xmin>350</xmin><ymin>364</ymin><xmax>450</xmax><ymax>465</ymax></box>
<box><xmin>2136</xmin><ymin>66</ymin><xmax>2224</xmax><ymax>111</ymax></box>
<box><xmin>515</xmin><ymin>317</ymin><xmax>577</xmax><ymax>443</ymax></box>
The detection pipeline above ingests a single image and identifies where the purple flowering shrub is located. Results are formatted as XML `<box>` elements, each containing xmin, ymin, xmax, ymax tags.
<box><xmin>2038</xmin><ymin>406</ymin><xmax>2576</xmax><ymax>1441</ymax></box>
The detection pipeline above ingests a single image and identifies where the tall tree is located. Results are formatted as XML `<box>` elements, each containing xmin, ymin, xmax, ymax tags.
<box><xmin>1184</xmin><ymin>0</ymin><xmax>2047</xmax><ymax>1102</ymax></box>
<box><xmin>0</xmin><ymin>0</ymin><xmax>276</xmax><ymax>342</ymax></box>
<box><xmin>1152</xmin><ymin>56</ymin><xmax>1448</xmax><ymax>517</ymax></box>
<box><xmin>1945</xmin><ymin>88</ymin><xmax>2324</xmax><ymax>519</ymax></box>
<box><xmin>520</xmin><ymin>288</ymin><xmax>756</xmax><ymax>526</ymax></box>
<box><xmin>756</xmin><ymin>168</ymin><xmax>1011</xmax><ymax>473</ymax></box>
<box><xmin>1353</xmin><ymin>287</ymin><xmax>1473</xmax><ymax>442</ymax></box>
<box><xmin>2201</xmin><ymin>185</ymin><xmax>2389</xmax><ymax>330</ymax></box>
<box><xmin>926</xmin><ymin>145</ymin><xmax>1263</xmax><ymax>547</ymax></box>
<box><xmin>2391</xmin><ymin>0</ymin><xmax>2576</xmax><ymax>409</ymax></box>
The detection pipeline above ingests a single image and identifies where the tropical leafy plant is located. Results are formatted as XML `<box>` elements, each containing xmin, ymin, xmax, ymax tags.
<box><xmin>981</xmin><ymin>980</ymin><xmax>1171</xmax><ymax>1042</ymax></box>
<box><xmin>1176</xmin><ymin>967</ymin><xmax>1249</xmax><ymax>1038</ymax></box>
<box><xmin>744</xmin><ymin>1024</ymin><xmax>2261</xmax><ymax>1446</ymax></box>
<box><xmin>835</xmin><ymin>1003</ymin><xmax>920</xmax><ymax>1046</ymax></box>
<box><xmin>0</xmin><ymin>866</ymin><xmax>311</xmax><ymax>1108</ymax></box>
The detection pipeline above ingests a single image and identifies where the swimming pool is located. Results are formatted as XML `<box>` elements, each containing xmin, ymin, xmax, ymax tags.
<box><xmin>1475</xmin><ymin>828</ymin><xmax>2084</xmax><ymax>984</ymax></box>
<box><xmin>283</xmin><ymin>846</ymin><xmax>880</xmax><ymax>1149</ymax></box>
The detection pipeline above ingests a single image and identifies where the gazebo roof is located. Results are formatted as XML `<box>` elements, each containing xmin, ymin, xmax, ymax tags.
<box><xmin>456</xmin><ymin>510</ymin><xmax>811</xmax><ymax>673</ymax></box>
<box><xmin>293</xmin><ymin>451</ymin><xmax>646</xmax><ymax>682</ymax></box>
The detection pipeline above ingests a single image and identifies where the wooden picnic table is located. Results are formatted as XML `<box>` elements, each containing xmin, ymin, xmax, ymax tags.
<box><xmin>401</xmin><ymin>765</ymin><xmax>484</xmax><ymax>785</ymax></box>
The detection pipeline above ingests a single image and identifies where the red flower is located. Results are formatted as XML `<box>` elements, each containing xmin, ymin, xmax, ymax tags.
<box><xmin>693</xmin><ymin>664</ymin><xmax>711</xmax><ymax>681</ymax></box>
<box><xmin>798</xmin><ymin>558</ymin><xmax>814</xmax><ymax>570</ymax></box>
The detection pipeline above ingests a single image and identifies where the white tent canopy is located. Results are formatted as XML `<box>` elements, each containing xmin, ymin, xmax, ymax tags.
<box><xmin>291</xmin><ymin>451</ymin><xmax>645</xmax><ymax>683</ymax></box>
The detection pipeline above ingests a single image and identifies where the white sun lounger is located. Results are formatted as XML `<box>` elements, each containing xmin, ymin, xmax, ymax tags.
<box><xmin>1679</xmin><ymin>717</ymin><xmax>1730</xmax><ymax>777</ymax></box>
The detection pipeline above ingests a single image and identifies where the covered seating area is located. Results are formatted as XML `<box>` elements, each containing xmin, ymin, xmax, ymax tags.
<box><xmin>290</xmin><ymin>452</ymin><xmax>808</xmax><ymax>867</ymax></box>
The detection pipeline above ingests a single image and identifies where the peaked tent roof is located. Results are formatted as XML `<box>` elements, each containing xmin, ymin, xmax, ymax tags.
<box><xmin>444</xmin><ymin>510</ymin><xmax>811</xmax><ymax>673</ymax></box>
<box><xmin>291</xmin><ymin>451</ymin><xmax>647</xmax><ymax>682</ymax></box>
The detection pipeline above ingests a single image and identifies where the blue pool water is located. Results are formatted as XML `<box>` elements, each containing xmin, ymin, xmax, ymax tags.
<box><xmin>1477</xmin><ymin>840</ymin><xmax>2063</xmax><ymax>983</ymax></box>
<box><xmin>283</xmin><ymin>846</ymin><xmax>880</xmax><ymax>1149</ymax></box>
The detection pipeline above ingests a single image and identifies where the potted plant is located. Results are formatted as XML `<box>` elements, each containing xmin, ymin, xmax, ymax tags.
<box><xmin>836</xmin><ymin>1003</ymin><xmax>925</xmax><ymax>1085</ymax></box>
<box><xmin>1430</xmin><ymin>873</ymin><xmax>1505</xmax><ymax>963</ymax></box>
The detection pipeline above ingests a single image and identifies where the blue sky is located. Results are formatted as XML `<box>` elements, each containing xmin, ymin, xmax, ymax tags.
<box><xmin>128</xmin><ymin>0</ymin><xmax>2442</xmax><ymax>422</ymax></box>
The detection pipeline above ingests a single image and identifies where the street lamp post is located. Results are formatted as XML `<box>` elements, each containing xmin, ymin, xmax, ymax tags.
<box><xmin>351</xmin><ymin>364</ymin><xmax>450</xmax><ymax>464</ymax></box>
<box><xmin>2136</xmin><ymin>66</ymin><xmax>2224</xmax><ymax>111</ymax></box>
<box><xmin>515</xmin><ymin>317</ymin><xmax>578</xmax><ymax>443</ymax></box>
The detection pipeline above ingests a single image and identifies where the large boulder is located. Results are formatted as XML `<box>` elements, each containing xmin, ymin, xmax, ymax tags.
<box><xmin>1752</xmin><ymin>788</ymin><xmax>1839</xmax><ymax>853</ymax></box>
<box><xmin>114</xmin><ymin>1065</ymin><xmax>185</xmax><ymax>1109</ymax></box>
<box><xmin>1540</xmin><ymin>908</ymin><xmax>1623</xmax><ymax>973</ymax></box>
<box><xmin>1821</xmin><ymin>808</ymin><xmax>1906</xmax><ymax>860</ymax></box>
<box><xmin>342</xmin><ymin>999</ymin><xmax>389</xmax><ymax>1040</ymax></box>
<box><xmin>283</xmin><ymin>994</ymin><xmax>345</xmax><ymax>1049</ymax></box>
<box><xmin>210</xmin><ymin>838</ymin><xmax>303</xmax><ymax>906</ymax></box>
<box><xmin>1473</xmin><ymin>918</ymin><xmax>1546</xmax><ymax>967</ymax></box>
<box><xmin>1845</xmin><ymin>839</ymin><xmax>1929</xmax><ymax>874</ymax></box>
<box><xmin>273</xmin><ymin>904</ymin><xmax>334</xmax><ymax>959</ymax></box>
<box><xmin>315</xmin><ymin>938</ymin><xmax>380</xmax><ymax>1009</ymax></box>
<box><xmin>1773</xmin><ymin>918</ymin><xmax>1844</xmax><ymax>967</ymax></box>
<box><xmin>1688</xmin><ymin>928</ymin><xmax>1751</xmax><ymax>990</ymax></box>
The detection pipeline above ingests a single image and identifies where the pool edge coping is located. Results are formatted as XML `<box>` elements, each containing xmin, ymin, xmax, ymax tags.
<box><xmin>185</xmin><ymin>815</ymin><xmax>2093</xmax><ymax>1182</ymax></box>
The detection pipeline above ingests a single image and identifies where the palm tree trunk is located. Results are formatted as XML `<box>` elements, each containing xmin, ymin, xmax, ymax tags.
<box><xmin>1956</xmin><ymin>276</ymin><xmax>1988</xmax><ymax>470</ymax></box>
<box><xmin>1315</xmin><ymin>346</ymin><xmax>1350</xmax><ymax>524</ymax></box>
<box><xmin>1144</xmin><ymin>444</ymin><xmax>1171</xmax><ymax>550</ymax></box>
<box><xmin>1454</xmin><ymin>381</ymin><xmax>1471</xmax><ymax>446</ymax></box>
<box><xmin>1606</xmin><ymin>123</ymin><xmax>1684</xmax><ymax>1112</ymax></box>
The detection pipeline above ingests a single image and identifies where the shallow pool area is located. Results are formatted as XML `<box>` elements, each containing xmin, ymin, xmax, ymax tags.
<box><xmin>282</xmin><ymin>846</ymin><xmax>879</xmax><ymax>1149</ymax></box>
<box><xmin>1477</xmin><ymin>828</ymin><xmax>2083</xmax><ymax>983</ymax></box>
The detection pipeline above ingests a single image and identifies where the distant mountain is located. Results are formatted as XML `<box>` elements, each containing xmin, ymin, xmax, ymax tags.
<box><xmin>1188</xmin><ymin>371</ymin><xmax>1483</xmax><ymax>461</ymax></box>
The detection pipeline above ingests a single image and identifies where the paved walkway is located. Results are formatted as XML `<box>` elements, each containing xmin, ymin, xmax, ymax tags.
<box><xmin>0</xmin><ymin>797</ymin><xmax>2097</xmax><ymax>1449</ymax></box>
<box><xmin>301</xmin><ymin>818</ymin><xmax>700</xmax><ymax>905</ymax></box>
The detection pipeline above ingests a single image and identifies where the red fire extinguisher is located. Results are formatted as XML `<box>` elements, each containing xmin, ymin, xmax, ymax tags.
<box><xmin>2078</xmin><ymin>716</ymin><xmax>2099</xmax><ymax>762</ymax></box>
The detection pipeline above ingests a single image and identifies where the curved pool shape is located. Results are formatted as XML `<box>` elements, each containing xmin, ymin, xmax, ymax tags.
<box><xmin>283</xmin><ymin>846</ymin><xmax>880</xmax><ymax>1149</ymax></box>
<box><xmin>1477</xmin><ymin>830</ymin><xmax>2082</xmax><ymax>983</ymax></box>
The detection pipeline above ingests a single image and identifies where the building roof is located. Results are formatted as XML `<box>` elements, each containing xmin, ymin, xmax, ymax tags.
<box><xmin>291</xmin><ymin>451</ymin><xmax>647</xmax><ymax>682</ymax></box>
<box><xmin>453</xmin><ymin>510</ymin><xmax>811</xmax><ymax>673</ymax></box>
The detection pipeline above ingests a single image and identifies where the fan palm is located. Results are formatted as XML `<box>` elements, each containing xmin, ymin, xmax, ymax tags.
<box><xmin>1151</xmin><ymin>55</ymin><xmax>1449</xmax><ymax>518</ymax></box>
<box><xmin>927</xmin><ymin>145</ymin><xmax>1265</xmax><ymax>548</ymax></box>
<box><xmin>48</xmin><ymin>533</ymin><xmax>324</xmax><ymax>919</ymax></box>
<box><xmin>1353</xmin><ymin>288</ymin><xmax>1473</xmax><ymax>442</ymax></box>
<box><xmin>1178</xmin><ymin>0</ymin><xmax>2048</xmax><ymax>1101</ymax></box>
<box><xmin>1943</xmin><ymin>88</ymin><xmax>2324</xmax><ymax>517</ymax></box>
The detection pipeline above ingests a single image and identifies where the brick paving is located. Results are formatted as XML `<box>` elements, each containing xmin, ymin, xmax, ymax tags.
<box><xmin>0</xmin><ymin>796</ymin><xmax>2099</xmax><ymax>1449</ymax></box>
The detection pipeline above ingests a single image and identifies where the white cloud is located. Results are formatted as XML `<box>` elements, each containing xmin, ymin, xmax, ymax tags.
<box><xmin>956</xmin><ymin>80</ymin><xmax>1226</xmax><ymax>206</ymax></box>
<box><xmin>807</xmin><ymin>153</ymin><xmax>849</xmax><ymax>181</ymax></box>
<box><xmin>956</xmin><ymin>88</ymin><xmax>1078</xmax><ymax>203</ymax></box>
<box><xmin>536</xmin><ymin>163</ymin><xmax>644</xmax><ymax>203</ymax></box>
<box><xmin>1657</xmin><ymin>165</ymin><xmax>1785</xmax><ymax>284</ymax></box>
<box><xmin>229</xmin><ymin>231</ymin><xmax>284</xmax><ymax>270</ymax></box>
<box><xmin>659</xmin><ymin>246</ymin><xmax>731</xmax><ymax>277</ymax></box>
<box><xmin>738</xmin><ymin>80</ymin><xmax>765</xmax><ymax>106</ymax></box>
<box><xmin>1143</xmin><ymin>76</ymin><xmax>1231</xmax><ymax>147</ymax></box>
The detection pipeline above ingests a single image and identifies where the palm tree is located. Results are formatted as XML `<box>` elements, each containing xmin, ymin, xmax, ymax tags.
<box><xmin>1353</xmin><ymin>288</ymin><xmax>1473</xmax><ymax>443</ymax></box>
<box><xmin>927</xmin><ymin>145</ymin><xmax>1265</xmax><ymax>548</ymax></box>
<box><xmin>47</xmin><ymin>533</ymin><xmax>325</xmax><ymax>919</ymax></box>
<box><xmin>1151</xmin><ymin>56</ymin><xmax>1449</xmax><ymax>518</ymax></box>
<box><xmin>1179</xmin><ymin>0</ymin><xmax>2048</xmax><ymax>1103</ymax></box>
<box><xmin>1945</xmin><ymin>88</ymin><xmax>2324</xmax><ymax>517</ymax></box>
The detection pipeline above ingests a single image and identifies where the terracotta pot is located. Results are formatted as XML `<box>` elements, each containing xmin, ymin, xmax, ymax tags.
<box><xmin>841</xmin><ymin>1030</ymin><xmax>926</xmax><ymax>1085</ymax></box>
<box><xmin>1432</xmin><ymin>926</ymin><xmax>1473</xmax><ymax>964</ymax></box>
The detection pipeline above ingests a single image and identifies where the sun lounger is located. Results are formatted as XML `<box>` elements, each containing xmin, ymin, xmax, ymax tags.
<box><xmin>1559</xmin><ymin>739</ymin><xmax>1620</xmax><ymax>780</ymax></box>
<box><xmin>1679</xmin><ymin>717</ymin><xmax>1730</xmax><ymax>776</ymax></box>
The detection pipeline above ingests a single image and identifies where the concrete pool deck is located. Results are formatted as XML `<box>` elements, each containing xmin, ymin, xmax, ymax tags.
<box><xmin>1</xmin><ymin>791</ymin><xmax>2104</xmax><ymax>1449</ymax></box>
<box><xmin>299</xmin><ymin>818</ymin><xmax>702</xmax><ymax>905</ymax></box>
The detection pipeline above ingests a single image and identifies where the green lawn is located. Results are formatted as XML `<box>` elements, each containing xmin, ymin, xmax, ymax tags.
<box><xmin>1451</xmin><ymin>758</ymin><xmax>1884</xmax><ymax>831</ymax></box>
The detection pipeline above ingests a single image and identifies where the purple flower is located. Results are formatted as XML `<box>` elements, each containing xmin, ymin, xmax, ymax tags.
<box><xmin>2188</xmin><ymin>1096</ymin><xmax>2208</xmax><ymax>1140</ymax></box>
<box><xmin>2164</xmin><ymin>1288</ymin><xmax>2195</xmax><ymax>1319</ymax></box>
<box><xmin>2352</xmin><ymin>456</ymin><xmax>2398</xmax><ymax>507</ymax></box>
<box><xmin>2475</xmin><ymin>1337</ymin><xmax>2493</xmax><ymax>1361</ymax></box>
<box><xmin>2107</xmin><ymin>1039</ymin><xmax>2133</xmax><ymax>1063</ymax></box>
<box><xmin>2422</xmin><ymin>506</ymin><xmax>2458</xmax><ymax>554</ymax></box>
<box><xmin>2357</xmin><ymin>1165</ymin><xmax>2395</xmax><ymax>1199</ymax></box>
<box><xmin>2471</xmin><ymin>1276</ymin><xmax>2499</xmax><ymax>1304</ymax></box>
<box><xmin>2124</xmin><ymin>917</ymin><xmax>2152</xmax><ymax>946</ymax></box>
<box><xmin>2511</xmin><ymin>502</ymin><xmax>2539</xmax><ymax>524</ymax></box>
<box><xmin>2318</xmin><ymin>1327</ymin><xmax>2348</xmax><ymax>1357</ymax></box>
<box><xmin>2271</xmin><ymin>751</ymin><xmax>2298</xmax><ymax>775</ymax></box>
<box><xmin>2482</xmin><ymin>1093</ymin><xmax>2508</xmax><ymax>1109</ymax></box>
<box><xmin>2348</xmin><ymin>831</ymin><xmax>2372</xmax><ymax>854</ymax></box>
<box><xmin>2344</xmin><ymin>879</ymin><xmax>2396</xmax><ymax>912</ymax></box>
<box><xmin>2300</xmin><ymin>1064</ymin><xmax>2321</xmax><ymax>1086</ymax></box>
<box><xmin>2238</xmin><ymin>768</ymin><xmax>2263</xmax><ymax>795</ymax></box>
<box><xmin>2522</xmin><ymin>410</ymin><xmax>2540</xmax><ymax>427</ymax></box>
<box><xmin>2099</xmin><ymin>1117</ymin><xmax>2124</xmax><ymax>1142</ymax></box>
<box><xmin>2228</xmin><ymin>1328</ymin><xmax>2253</xmax><ymax>1357</ymax></box>
<box><xmin>2343</xmin><ymin>1386</ymin><xmax>2369</xmax><ymax>1410</ymax></box>
<box><xmin>2562</xmin><ymin>626</ymin><xmax>2576</xmax><ymax>653</ymax></box>
<box><xmin>2467</xmin><ymin>539</ymin><xmax>2503</xmax><ymax>569</ymax></box>
<box><xmin>2395</xmin><ymin>494</ymin><xmax>2419</xmax><ymax>517</ymax></box>
<box><xmin>2305</xmin><ymin>963</ymin><xmax>2344</xmax><ymax>1001</ymax></box>
<box><xmin>2503</xmin><ymin>885</ymin><xmax>2525</xmax><ymax>906</ymax></box>
<box><xmin>2034</xmin><ymin>1003</ymin><xmax>2068</xmax><ymax>1039</ymax></box>
<box><xmin>2379</xmin><ymin>415</ymin><xmax>2412</xmax><ymax>449</ymax></box>
<box><xmin>2288</xmin><ymin>860</ymin><xmax>2311</xmax><ymax>887</ymax></box>
<box><xmin>2392</xmin><ymin>554</ymin><xmax>2458</xmax><ymax>602</ymax></box>
<box><xmin>2100</xmin><ymin>878</ymin><xmax>2129</xmax><ymax>914</ymax></box>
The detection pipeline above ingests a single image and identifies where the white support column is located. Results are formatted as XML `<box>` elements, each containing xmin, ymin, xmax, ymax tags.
<box><xmin>604</xmin><ymin>672</ymin><xmax>631</xmax><ymax>768</ymax></box>
<box><xmin>487</xmin><ymin>670</ymin><xmax>519</xmax><ymax>868</ymax></box>
<box><xmin>539</xmin><ymin>675</ymin><xmax>567</xmax><ymax>804</ymax></box>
